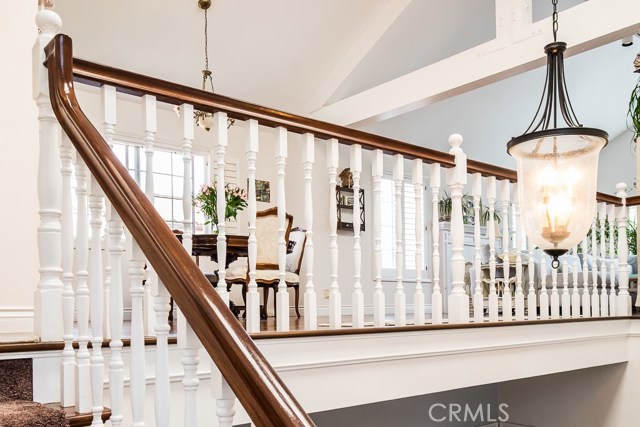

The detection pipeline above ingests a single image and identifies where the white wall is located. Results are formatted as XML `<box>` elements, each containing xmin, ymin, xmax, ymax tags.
<box><xmin>0</xmin><ymin>2</ymin><xmax>40</xmax><ymax>334</ymax></box>
<box><xmin>597</xmin><ymin>129</ymin><xmax>637</xmax><ymax>195</ymax></box>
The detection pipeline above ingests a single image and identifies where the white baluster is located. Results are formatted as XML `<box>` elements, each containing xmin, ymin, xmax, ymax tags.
<box><xmin>539</xmin><ymin>253</ymin><xmax>550</xmax><ymax>319</ymax></box>
<box><xmin>142</xmin><ymin>94</ymin><xmax>157</xmax><ymax>337</ymax></box>
<box><xmin>550</xmin><ymin>259</ymin><xmax>560</xmax><ymax>319</ymax></box>
<box><xmin>581</xmin><ymin>237</ymin><xmax>591</xmax><ymax>317</ymax></box>
<box><xmin>101</xmin><ymin>84</ymin><xmax>116</xmax><ymax>340</ymax></box>
<box><xmin>371</xmin><ymin>149</ymin><xmax>384</xmax><ymax>327</ymax></box>
<box><xmin>179</xmin><ymin>103</ymin><xmax>201</xmax><ymax>426</ymax></box>
<box><xmin>60</xmin><ymin>134</ymin><xmax>75</xmax><ymax>406</ymax></box>
<box><xmin>447</xmin><ymin>134</ymin><xmax>469</xmax><ymax>323</ymax></box>
<box><xmin>561</xmin><ymin>254</ymin><xmax>570</xmax><ymax>318</ymax></box>
<box><xmin>34</xmin><ymin>6</ymin><xmax>63</xmax><ymax>341</ymax></box>
<box><xmin>275</xmin><ymin>127</ymin><xmax>290</xmax><ymax>331</ymax></box>
<box><xmin>487</xmin><ymin>176</ymin><xmax>499</xmax><ymax>322</ymax></box>
<box><xmin>88</xmin><ymin>178</ymin><xmax>105</xmax><ymax>426</ymax></box>
<box><xmin>128</xmin><ymin>237</ymin><xmax>146</xmax><ymax>427</ymax></box>
<box><xmin>107</xmin><ymin>208</ymin><xmax>124</xmax><ymax>427</ymax></box>
<box><xmin>212</xmin><ymin>366</ymin><xmax>236</xmax><ymax>427</ymax></box>
<box><xmin>608</xmin><ymin>204</ymin><xmax>617</xmax><ymax>317</ymax></box>
<box><xmin>500</xmin><ymin>180</ymin><xmax>512</xmax><ymax>321</ymax></box>
<box><xmin>74</xmin><ymin>158</ymin><xmax>91</xmax><ymax>413</ymax></box>
<box><xmin>153</xmin><ymin>277</ymin><xmax>171</xmax><ymax>427</ymax></box>
<box><xmin>393</xmin><ymin>155</ymin><xmax>406</xmax><ymax>326</ymax></box>
<box><xmin>215</xmin><ymin>113</ymin><xmax>229</xmax><ymax>303</ymax></box>
<box><xmin>413</xmin><ymin>159</ymin><xmax>425</xmax><ymax>326</ymax></box>
<box><xmin>527</xmin><ymin>238</ymin><xmax>537</xmax><ymax>320</ymax></box>
<box><xmin>328</xmin><ymin>139</ymin><xmax>342</xmax><ymax>329</ymax></box>
<box><xmin>616</xmin><ymin>183</ymin><xmax>631</xmax><ymax>316</ymax></box>
<box><xmin>599</xmin><ymin>203</ymin><xmax>609</xmax><ymax>316</ymax></box>
<box><xmin>472</xmin><ymin>174</ymin><xmax>483</xmax><ymax>323</ymax></box>
<box><xmin>351</xmin><ymin>145</ymin><xmax>365</xmax><ymax>328</ymax></box>
<box><xmin>246</xmin><ymin>120</ymin><xmax>260</xmax><ymax>332</ymax></box>
<box><xmin>302</xmin><ymin>133</ymin><xmax>317</xmax><ymax>330</ymax></box>
<box><xmin>430</xmin><ymin>164</ymin><xmax>442</xmax><ymax>324</ymax></box>
<box><xmin>591</xmin><ymin>214</ymin><xmax>601</xmax><ymax>317</ymax></box>
<box><xmin>571</xmin><ymin>247</ymin><xmax>580</xmax><ymax>317</ymax></box>
<box><xmin>513</xmin><ymin>183</ymin><xmax>525</xmax><ymax>321</ymax></box>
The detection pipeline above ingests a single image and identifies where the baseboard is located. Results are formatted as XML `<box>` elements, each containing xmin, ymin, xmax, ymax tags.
<box><xmin>0</xmin><ymin>306</ymin><xmax>34</xmax><ymax>335</ymax></box>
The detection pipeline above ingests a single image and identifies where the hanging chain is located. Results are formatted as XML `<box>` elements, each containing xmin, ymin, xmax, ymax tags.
<box><xmin>201</xmin><ymin>7</ymin><xmax>215</xmax><ymax>93</ymax></box>
<box><xmin>552</xmin><ymin>0</ymin><xmax>558</xmax><ymax>42</ymax></box>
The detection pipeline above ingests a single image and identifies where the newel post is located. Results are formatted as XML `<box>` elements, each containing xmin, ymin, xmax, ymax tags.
<box><xmin>616</xmin><ymin>183</ymin><xmax>631</xmax><ymax>315</ymax></box>
<box><xmin>446</xmin><ymin>134</ymin><xmax>469</xmax><ymax>323</ymax></box>
<box><xmin>33</xmin><ymin>4</ymin><xmax>63</xmax><ymax>340</ymax></box>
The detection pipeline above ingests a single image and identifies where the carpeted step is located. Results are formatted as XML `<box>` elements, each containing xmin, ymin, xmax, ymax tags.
<box><xmin>0</xmin><ymin>398</ymin><xmax>69</xmax><ymax>427</ymax></box>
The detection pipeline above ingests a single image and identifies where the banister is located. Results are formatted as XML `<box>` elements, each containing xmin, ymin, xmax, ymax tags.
<box><xmin>45</xmin><ymin>34</ymin><xmax>315</xmax><ymax>427</ymax></box>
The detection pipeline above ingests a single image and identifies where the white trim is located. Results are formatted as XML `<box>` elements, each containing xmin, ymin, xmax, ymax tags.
<box><xmin>0</xmin><ymin>306</ymin><xmax>34</xmax><ymax>334</ymax></box>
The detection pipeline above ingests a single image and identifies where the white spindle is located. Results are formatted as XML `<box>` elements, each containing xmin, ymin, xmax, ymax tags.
<box><xmin>447</xmin><ymin>134</ymin><xmax>468</xmax><ymax>323</ymax></box>
<box><xmin>153</xmin><ymin>277</ymin><xmax>171</xmax><ymax>427</ymax></box>
<box><xmin>181</xmin><ymin>103</ymin><xmax>194</xmax><ymax>254</ymax></box>
<box><xmin>471</xmin><ymin>173</ymin><xmax>484</xmax><ymax>323</ymax></box>
<box><xmin>101</xmin><ymin>85</ymin><xmax>116</xmax><ymax>340</ymax></box>
<box><xmin>351</xmin><ymin>144</ymin><xmax>365</xmax><ymax>328</ymax></box>
<box><xmin>413</xmin><ymin>159</ymin><xmax>425</xmax><ymax>326</ymax></box>
<box><xmin>513</xmin><ymin>183</ymin><xmax>525</xmax><ymax>321</ymax></box>
<box><xmin>88</xmin><ymin>178</ymin><xmax>105</xmax><ymax>426</ymax></box>
<box><xmin>327</xmin><ymin>139</ymin><xmax>342</xmax><ymax>329</ymax></box>
<box><xmin>599</xmin><ymin>203</ymin><xmax>609</xmax><ymax>316</ymax></box>
<box><xmin>246</xmin><ymin>120</ymin><xmax>260</xmax><ymax>332</ymax></box>
<box><xmin>527</xmin><ymin>238</ymin><xmax>537</xmax><ymax>320</ymax></box>
<box><xmin>34</xmin><ymin>6</ymin><xmax>63</xmax><ymax>341</ymax></box>
<box><xmin>591</xmin><ymin>214</ymin><xmax>601</xmax><ymax>316</ymax></box>
<box><xmin>581</xmin><ymin>237</ymin><xmax>591</xmax><ymax>317</ymax></box>
<box><xmin>608</xmin><ymin>203</ymin><xmax>617</xmax><ymax>316</ymax></box>
<box><xmin>550</xmin><ymin>259</ymin><xmax>560</xmax><ymax>319</ymax></box>
<box><xmin>60</xmin><ymin>134</ymin><xmax>75</xmax><ymax>406</ymax></box>
<box><xmin>216</xmin><ymin>112</ymin><xmax>229</xmax><ymax>303</ymax></box>
<box><xmin>128</xmin><ymin>238</ymin><xmax>146</xmax><ymax>426</ymax></box>
<box><xmin>430</xmin><ymin>164</ymin><xmax>442</xmax><ymax>324</ymax></box>
<box><xmin>571</xmin><ymin>247</ymin><xmax>580</xmax><ymax>317</ymax></box>
<box><xmin>212</xmin><ymin>366</ymin><xmax>236</xmax><ymax>427</ymax></box>
<box><xmin>371</xmin><ymin>149</ymin><xmax>384</xmax><ymax>327</ymax></box>
<box><xmin>107</xmin><ymin>208</ymin><xmax>124</xmax><ymax>427</ymax></box>
<box><xmin>393</xmin><ymin>154</ymin><xmax>406</xmax><ymax>326</ymax></box>
<box><xmin>616</xmin><ymin>183</ymin><xmax>631</xmax><ymax>316</ymax></box>
<box><xmin>561</xmin><ymin>254</ymin><xmax>570</xmax><ymax>317</ymax></box>
<box><xmin>142</xmin><ymin>94</ymin><xmax>157</xmax><ymax>337</ymax></box>
<box><xmin>302</xmin><ymin>133</ymin><xmax>317</xmax><ymax>330</ymax></box>
<box><xmin>539</xmin><ymin>254</ymin><xmax>550</xmax><ymax>319</ymax></box>
<box><xmin>472</xmin><ymin>174</ymin><xmax>483</xmax><ymax>323</ymax></box>
<box><xmin>74</xmin><ymin>158</ymin><xmax>91</xmax><ymax>413</ymax></box>
<box><xmin>487</xmin><ymin>176</ymin><xmax>499</xmax><ymax>322</ymax></box>
<box><xmin>275</xmin><ymin>127</ymin><xmax>289</xmax><ymax>331</ymax></box>
<box><xmin>180</xmin><ymin>337</ymin><xmax>200</xmax><ymax>427</ymax></box>
<box><xmin>500</xmin><ymin>180</ymin><xmax>512</xmax><ymax>321</ymax></box>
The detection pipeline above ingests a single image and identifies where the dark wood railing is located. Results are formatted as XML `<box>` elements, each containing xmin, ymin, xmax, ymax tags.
<box><xmin>45</xmin><ymin>34</ymin><xmax>315</xmax><ymax>427</ymax></box>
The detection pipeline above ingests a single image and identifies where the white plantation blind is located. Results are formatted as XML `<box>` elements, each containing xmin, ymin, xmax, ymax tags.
<box><xmin>381</xmin><ymin>177</ymin><xmax>417</xmax><ymax>274</ymax></box>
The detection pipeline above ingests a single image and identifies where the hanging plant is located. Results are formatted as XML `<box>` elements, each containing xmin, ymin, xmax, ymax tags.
<box><xmin>629</xmin><ymin>76</ymin><xmax>640</xmax><ymax>141</ymax></box>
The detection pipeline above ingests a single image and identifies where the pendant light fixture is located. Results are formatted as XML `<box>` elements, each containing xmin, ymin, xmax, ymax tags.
<box><xmin>507</xmin><ymin>0</ymin><xmax>608</xmax><ymax>268</ymax></box>
<box><xmin>175</xmin><ymin>0</ymin><xmax>234</xmax><ymax>131</ymax></box>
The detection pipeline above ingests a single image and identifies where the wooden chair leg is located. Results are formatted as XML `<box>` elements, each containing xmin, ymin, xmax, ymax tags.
<box><xmin>294</xmin><ymin>285</ymin><xmax>300</xmax><ymax>318</ymax></box>
<box><xmin>241</xmin><ymin>283</ymin><xmax>248</xmax><ymax>318</ymax></box>
<box><xmin>272</xmin><ymin>285</ymin><xmax>277</xmax><ymax>318</ymax></box>
<box><xmin>261</xmin><ymin>285</ymin><xmax>269</xmax><ymax>320</ymax></box>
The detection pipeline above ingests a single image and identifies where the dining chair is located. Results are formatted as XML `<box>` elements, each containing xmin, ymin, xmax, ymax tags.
<box><xmin>225</xmin><ymin>207</ymin><xmax>293</xmax><ymax>318</ymax></box>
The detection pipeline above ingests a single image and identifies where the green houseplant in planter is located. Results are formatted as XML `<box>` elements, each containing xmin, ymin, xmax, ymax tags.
<box><xmin>629</xmin><ymin>74</ymin><xmax>640</xmax><ymax>144</ymax></box>
<box><xmin>194</xmin><ymin>182</ymin><xmax>248</xmax><ymax>232</ymax></box>
<box><xmin>438</xmin><ymin>191</ymin><xmax>474</xmax><ymax>224</ymax></box>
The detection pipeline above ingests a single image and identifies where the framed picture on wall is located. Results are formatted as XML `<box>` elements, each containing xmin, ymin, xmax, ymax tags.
<box><xmin>247</xmin><ymin>179</ymin><xmax>271</xmax><ymax>203</ymax></box>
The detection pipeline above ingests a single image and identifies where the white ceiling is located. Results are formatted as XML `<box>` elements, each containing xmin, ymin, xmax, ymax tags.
<box><xmin>55</xmin><ymin>0</ymin><xmax>640</xmax><ymax>182</ymax></box>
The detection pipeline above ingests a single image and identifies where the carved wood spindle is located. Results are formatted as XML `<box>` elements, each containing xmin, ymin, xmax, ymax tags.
<box><xmin>413</xmin><ymin>159</ymin><xmax>425</xmax><ymax>326</ymax></box>
<box><xmin>581</xmin><ymin>237</ymin><xmax>591</xmax><ymax>317</ymax></box>
<box><xmin>591</xmin><ymin>212</ymin><xmax>601</xmax><ymax>317</ymax></box>
<box><xmin>487</xmin><ymin>176</ymin><xmax>499</xmax><ymax>322</ymax></box>
<box><xmin>393</xmin><ymin>154</ymin><xmax>406</xmax><ymax>326</ymax></box>
<box><xmin>616</xmin><ymin>183</ymin><xmax>631</xmax><ymax>316</ymax></box>
<box><xmin>275</xmin><ymin>127</ymin><xmax>290</xmax><ymax>331</ymax></box>
<box><xmin>302</xmin><ymin>133</ymin><xmax>317</xmax><ymax>330</ymax></box>
<box><xmin>245</xmin><ymin>120</ymin><xmax>260</xmax><ymax>332</ymax></box>
<box><xmin>128</xmin><ymin>237</ymin><xmax>146</xmax><ymax>426</ymax></box>
<box><xmin>500</xmin><ymin>180</ymin><xmax>512</xmax><ymax>321</ymax></box>
<box><xmin>351</xmin><ymin>144</ymin><xmax>365</xmax><ymax>328</ymax></box>
<box><xmin>327</xmin><ymin>139</ymin><xmax>342</xmax><ymax>329</ymax></box>
<box><xmin>430</xmin><ymin>164</ymin><xmax>442</xmax><ymax>324</ymax></box>
<box><xmin>599</xmin><ymin>203</ymin><xmax>609</xmax><ymax>316</ymax></box>
<box><xmin>608</xmin><ymin>203</ymin><xmax>617</xmax><ymax>316</ymax></box>
<box><xmin>371</xmin><ymin>149</ymin><xmax>384</xmax><ymax>327</ymax></box>
<box><xmin>513</xmin><ymin>183</ymin><xmax>525</xmax><ymax>321</ymax></box>
<box><xmin>472</xmin><ymin>173</ymin><xmax>483</xmax><ymax>323</ymax></box>
<box><xmin>571</xmin><ymin>247</ymin><xmax>580</xmax><ymax>317</ymax></box>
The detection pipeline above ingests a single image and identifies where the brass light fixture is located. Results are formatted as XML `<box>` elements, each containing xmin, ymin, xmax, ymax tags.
<box><xmin>175</xmin><ymin>0</ymin><xmax>234</xmax><ymax>131</ymax></box>
<box><xmin>507</xmin><ymin>0</ymin><xmax>608</xmax><ymax>268</ymax></box>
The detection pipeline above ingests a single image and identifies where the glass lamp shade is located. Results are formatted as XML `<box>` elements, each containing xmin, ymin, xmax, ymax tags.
<box><xmin>197</xmin><ymin>112</ymin><xmax>215</xmax><ymax>131</ymax></box>
<box><xmin>508</xmin><ymin>130</ymin><xmax>606</xmax><ymax>259</ymax></box>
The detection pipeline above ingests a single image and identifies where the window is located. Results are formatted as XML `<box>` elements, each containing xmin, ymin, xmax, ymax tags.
<box><xmin>380</xmin><ymin>177</ymin><xmax>419</xmax><ymax>276</ymax></box>
<box><xmin>112</xmin><ymin>142</ymin><xmax>209</xmax><ymax>233</ymax></box>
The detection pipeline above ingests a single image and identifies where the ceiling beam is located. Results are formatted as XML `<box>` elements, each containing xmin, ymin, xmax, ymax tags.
<box><xmin>302</xmin><ymin>0</ymin><xmax>411</xmax><ymax>114</ymax></box>
<box><xmin>309</xmin><ymin>0</ymin><xmax>640</xmax><ymax>126</ymax></box>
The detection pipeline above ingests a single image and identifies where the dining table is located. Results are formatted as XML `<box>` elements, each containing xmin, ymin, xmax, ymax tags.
<box><xmin>175</xmin><ymin>233</ymin><xmax>249</xmax><ymax>267</ymax></box>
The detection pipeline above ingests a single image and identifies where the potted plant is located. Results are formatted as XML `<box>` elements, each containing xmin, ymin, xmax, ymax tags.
<box><xmin>194</xmin><ymin>182</ymin><xmax>248</xmax><ymax>232</ymax></box>
<box><xmin>629</xmin><ymin>73</ymin><xmax>640</xmax><ymax>144</ymax></box>
<box><xmin>439</xmin><ymin>191</ymin><xmax>474</xmax><ymax>223</ymax></box>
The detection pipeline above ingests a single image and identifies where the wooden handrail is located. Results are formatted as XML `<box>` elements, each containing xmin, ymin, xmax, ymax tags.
<box><xmin>45</xmin><ymin>34</ymin><xmax>315</xmax><ymax>427</ymax></box>
<box><xmin>69</xmin><ymin>56</ymin><xmax>625</xmax><ymax>205</ymax></box>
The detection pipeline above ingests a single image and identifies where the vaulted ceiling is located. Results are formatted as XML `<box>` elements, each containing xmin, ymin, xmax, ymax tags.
<box><xmin>55</xmin><ymin>0</ymin><xmax>640</xmax><ymax>187</ymax></box>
